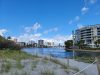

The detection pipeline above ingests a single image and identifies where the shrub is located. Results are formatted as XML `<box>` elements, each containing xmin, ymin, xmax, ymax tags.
<box><xmin>0</xmin><ymin>36</ymin><xmax>21</xmax><ymax>50</ymax></box>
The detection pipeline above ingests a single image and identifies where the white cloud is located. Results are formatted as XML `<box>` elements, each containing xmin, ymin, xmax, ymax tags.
<box><xmin>82</xmin><ymin>0</ymin><xmax>97</xmax><ymax>15</ymax></box>
<box><xmin>75</xmin><ymin>16</ymin><xmax>80</xmax><ymax>21</ymax></box>
<box><xmin>0</xmin><ymin>29</ymin><xmax>7</xmax><ymax>36</ymax></box>
<box><xmin>17</xmin><ymin>33</ymin><xmax>42</xmax><ymax>42</ymax></box>
<box><xmin>81</xmin><ymin>7</ymin><xmax>89</xmax><ymax>14</ymax></box>
<box><xmin>25</xmin><ymin>22</ymin><xmax>41</xmax><ymax>33</ymax></box>
<box><xmin>32</xmin><ymin>22</ymin><xmax>41</xmax><ymax>32</ymax></box>
<box><xmin>25</xmin><ymin>27</ymin><xmax>32</xmax><ymax>33</ymax></box>
<box><xmin>90</xmin><ymin>0</ymin><xmax>97</xmax><ymax>4</ymax></box>
<box><xmin>53</xmin><ymin>34</ymin><xmax>72</xmax><ymax>42</ymax></box>
<box><xmin>68</xmin><ymin>16</ymin><xmax>80</xmax><ymax>25</ymax></box>
<box><xmin>17</xmin><ymin>26</ymin><xmax>59</xmax><ymax>43</ymax></box>
<box><xmin>84</xmin><ymin>0</ymin><xmax>97</xmax><ymax>5</ymax></box>
<box><xmin>42</xmin><ymin>34</ymin><xmax>72</xmax><ymax>46</ymax></box>
<box><xmin>77</xmin><ymin>24</ymin><xmax>84</xmax><ymax>29</ymax></box>
<box><xmin>15</xmin><ymin>32</ymin><xmax>72</xmax><ymax>46</ymax></box>
<box><xmin>44</xmin><ymin>27</ymin><xmax>58</xmax><ymax>34</ymax></box>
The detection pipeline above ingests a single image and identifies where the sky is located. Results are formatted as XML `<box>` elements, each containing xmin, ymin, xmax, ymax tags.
<box><xmin>0</xmin><ymin>0</ymin><xmax>100</xmax><ymax>44</ymax></box>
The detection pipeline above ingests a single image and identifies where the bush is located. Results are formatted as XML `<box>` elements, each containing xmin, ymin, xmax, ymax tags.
<box><xmin>0</xmin><ymin>36</ymin><xmax>21</xmax><ymax>50</ymax></box>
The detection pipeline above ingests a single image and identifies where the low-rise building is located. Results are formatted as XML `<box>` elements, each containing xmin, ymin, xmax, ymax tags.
<box><xmin>17</xmin><ymin>42</ymin><xmax>26</xmax><ymax>47</ymax></box>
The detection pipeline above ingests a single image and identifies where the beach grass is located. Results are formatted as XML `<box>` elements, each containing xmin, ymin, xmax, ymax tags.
<box><xmin>0</xmin><ymin>50</ymin><xmax>81</xmax><ymax>75</ymax></box>
<box><xmin>0</xmin><ymin>50</ymin><xmax>39</xmax><ymax>61</ymax></box>
<box><xmin>41</xmin><ymin>68</ymin><xmax>55</xmax><ymax>75</ymax></box>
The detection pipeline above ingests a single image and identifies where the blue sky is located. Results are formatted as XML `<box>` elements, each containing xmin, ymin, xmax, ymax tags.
<box><xmin>0</xmin><ymin>0</ymin><xmax>100</xmax><ymax>43</ymax></box>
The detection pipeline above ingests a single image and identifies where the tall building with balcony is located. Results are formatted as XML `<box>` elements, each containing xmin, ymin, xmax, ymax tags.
<box><xmin>38</xmin><ymin>40</ymin><xmax>44</xmax><ymax>47</ymax></box>
<box><xmin>73</xmin><ymin>24</ymin><xmax>100</xmax><ymax>47</ymax></box>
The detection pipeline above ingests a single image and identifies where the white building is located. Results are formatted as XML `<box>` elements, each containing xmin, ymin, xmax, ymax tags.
<box><xmin>44</xmin><ymin>41</ymin><xmax>55</xmax><ymax>47</ymax></box>
<box><xmin>27</xmin><ymin>40</ymin><xmax>35</xmax><ymax>45</ymax></box>
<box><xmin>73</xmin><ymin>24</ymin><xmax>100</xmax><ymax>48</ymax></box>
<box><xmin>17</xmin><ymin>42</ymin><xmax>26</xmax><ymax>47</ymax></box>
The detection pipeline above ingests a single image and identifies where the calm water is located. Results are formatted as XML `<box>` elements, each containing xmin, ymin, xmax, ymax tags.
<box><xmin>22</xmin><ymin>48</ymin><xmax>73</xmax><ymax>58</ymax></box>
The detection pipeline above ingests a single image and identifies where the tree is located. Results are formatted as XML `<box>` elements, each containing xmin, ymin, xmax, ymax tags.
<box><xmin>64</xmin><ymin>40</ymin><xmax>73</xmax><ymax>49</ymax></box>
<box><xmin>0</xmin><ymin>35</ymin><xmax>6</xmax><ymax>42</ymax></box>
<box><xmin>94</xmin><ymin>41</ymin><xmax>98</xmax><ymax>47</ymax></box>
<box><xmin>7</xmin><ymin>36</ymin><xmax>11</xmax><ymax>40</ymax></box>
<box><xmin>0</xmin><ymin>36</ymin><xmax>21</xmax><ymax>50</ymax></box>
<box><xmin>94</xmin><ymin>39</ymin><xmax>100</xmax><ymax>47</ymax></box>
<box><xmin>75</xmin><ymin>40</ymin><xmax>85</xmax><ymax>49</ymax></box>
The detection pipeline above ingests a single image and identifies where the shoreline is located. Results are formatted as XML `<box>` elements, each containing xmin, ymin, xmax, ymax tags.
<box><xmin>0</xmin><ymin>50</ymin><xmax>98</xmax><ymax>75</ymax></box>
<box><xmin>66</xmin><ymin>49</ymin><xmax>100</xmax><ymax>52</ymax></box>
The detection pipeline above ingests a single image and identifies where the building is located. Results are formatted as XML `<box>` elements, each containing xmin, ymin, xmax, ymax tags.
<box><xmin>73</xmin><ymin>24</ymin><xmax>100</xmax><ymax>48</ymax></box>
<box><xmin>38</xmin><ymin>40</ymin><xmax>44</xmax><ymax>47</ymax></box>
<box><xmin>17</xmin><ymin>42</ymin><xmax>26</xmax><ymax>47</ymax></box>
<box><xmin>27</xmin><ymin>41</ymin><xmax>37</xmax><ymax>47</ymax></box>
<box><xmin>27</xmin><ymin>40</ymin><xmax>35</xmax><ymax>45</ymax></box>
<box><xmin>7</xmin><ymin>37</ymin><xmax>17</xmax><ymax>43</ymax></box>
<box><xmin>44</xmin><ymin>40</ymin><xmax>55</xmax><ymax>47</ymax></box>
<box><xmin>34</xmin><ymin>43</ymin><xmax>38</xmax><ymax>47</ymax></box>
<box><xmin>13</xmin><ymin>39</ymin><xmax>17</xmax><ymax>43</ymax></box>
<box><xmin>46</xmin><ymin>42</ymin><xmax>54</xmax><ymax>47</ymax></box>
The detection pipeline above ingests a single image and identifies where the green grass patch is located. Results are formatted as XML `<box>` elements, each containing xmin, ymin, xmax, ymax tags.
<box><xmin>50</xmin><ymin>58</ymin><xmax>68</xmax><ymax>69</ymax></box>
<box><xmin>0</xmin><ymin>60</ymin><xmax>12</xmax><ymax>73</ymax></box>
<box><xmin>0</xmin><ymin>50</ymin><xmax>38</xmax><ymax>61</ymax></box>
<box><xmin>41</xmin><ymin>68</ymin><xmax>55</xmax><ymax>75</ymax></box>
<box><xmin>31</xmin><ymin>60</ymin><xmax>39</xmax><ymax>70</ymax></box>
<box><xmin>75</xmin><ymin>56</ymin><xmax>95</xmax><ymax>63</ymax></box>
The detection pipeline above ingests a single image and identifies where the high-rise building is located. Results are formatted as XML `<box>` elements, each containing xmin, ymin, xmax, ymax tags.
<box><xmin>73</xmin><ymin>24</ymin><xmax>100</xmax><ymax>47</ymax></box>
<box><xmin>28</xmin><ymin>40</ymin><xmax>35</xmax><ymax>45</ymax></box>
<box><xmin>17</xmin><ymin>42</ymin><xmax>26</xmax><ymax>47</ymax></box>
<box><xmin>38</xmin><ymin>40</ymin><xmax>44</xmax><ymax>47</ymax></box>
<box><xmin>44</xmin><ymin>41</ymin><xmax>55</xmax><ymax>47</ymax></box>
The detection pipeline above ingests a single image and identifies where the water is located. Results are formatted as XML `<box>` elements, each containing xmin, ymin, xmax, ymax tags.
<box><xmin>22</xmin><ymin>48</ymin><xmax>73</xmax><ymax>58</ymax></box>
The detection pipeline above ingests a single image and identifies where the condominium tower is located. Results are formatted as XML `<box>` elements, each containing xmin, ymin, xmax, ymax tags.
<box><xmin>73</xmin><ymin>24</ymin><xmax>100</xmax><ymax>47</ymax></box>
<box><xmin>38</xmin><ymin>40</ymin><xmax>44</xmax><ymax>47</ymax></box>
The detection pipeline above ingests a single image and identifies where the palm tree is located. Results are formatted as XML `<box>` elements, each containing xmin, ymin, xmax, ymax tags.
<box><xmin>76</xmin><ymin>40</ymin><xmax>85</xmax><ymax>49</ymax></box>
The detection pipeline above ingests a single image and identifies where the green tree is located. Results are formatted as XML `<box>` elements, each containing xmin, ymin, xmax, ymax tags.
<box><xmin>64</xmin><ymin>40</ymin><xmax>73</xmax><ymax>49</ymax></box>
<box><xmin>94</xmin><ymin>41</ymin><xmax>98</xmax><ymax>47</ymax></box>
<box><xmin>75</xmin><ymin>40</ymin><xmax>85</xmax><ymax>49</ymax></box>
<box><xmin>94</xmin><ymin>39</ymin><xmax>100</xmax><ymax>47</ymax></box>
<box><xmin>0</xmin><ymin>35</ymin><xmax>6</xmax><ymax>42</ymax></box>
<box><xmin>0</xmin><ymin>36</ymin><xmax>21</xmax><ymax>50</ymax></box>
<box><xmin>7</xmin><ymin>36</ymin><xmax>11</xmax><ymax>40</ymax></box>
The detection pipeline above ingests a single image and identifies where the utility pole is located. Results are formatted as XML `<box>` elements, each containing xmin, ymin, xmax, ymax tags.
<box><xmin>73</xmin><ymin>50</ymin><xmax>75</xmax><ymax>59</ymax></box>
<box><xmin>67</xmin><ymin>55</ymin><xmax>70</xmax><ymax>74</ymax></box>
<box><xmin>72</xmin><ymin>31</ymin><xmax>75</xmax><ymax>59</ymax></box>
<box><xmin>72</xmin><ymin>31</ymin><xmax>75</xmax><ymax>47</ymax></box>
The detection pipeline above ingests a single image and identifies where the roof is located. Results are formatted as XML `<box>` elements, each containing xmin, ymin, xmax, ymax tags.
<box><xmin>76</xmin><ymin>24</ymin><xmax>100</xmax><ymax>31</ymax></box>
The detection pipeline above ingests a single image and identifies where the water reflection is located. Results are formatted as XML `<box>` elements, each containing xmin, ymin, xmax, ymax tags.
<box><xmin>75</xmin><ymin>51</ymin><xmax>100</xmax><ymax>57</ymax></box>
<box><xmin>23</xmin><ymin>48</ymin><xmax>100</xmax><ymax>59</ymax></box>
<box><xmin>22</xmin><ymin>48</ymin><xmax>73</xmax><ymax>58</ymax></box>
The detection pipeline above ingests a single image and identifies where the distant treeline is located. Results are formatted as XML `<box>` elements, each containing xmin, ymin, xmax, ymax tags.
<box><xmin>0</xmin><ymin>36</ymin><xmax>21</xmax><ymax>50</ymax></box>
